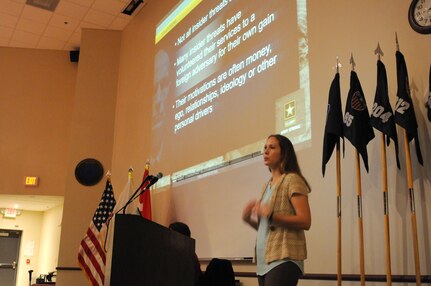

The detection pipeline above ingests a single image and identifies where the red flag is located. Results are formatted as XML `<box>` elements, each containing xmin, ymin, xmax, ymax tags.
<box><xmin>139</xmin><ymin>162</ymin><xmax>152</xmax><ymax>220</ymax></box>
<box><xmin>78</xmin><ymin>180</ymin><xmax>116</xmax><ymax>286</ymax></box>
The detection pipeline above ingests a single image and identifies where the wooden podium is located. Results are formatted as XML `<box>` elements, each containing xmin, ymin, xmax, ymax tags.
<box><xmin>110</xmin><ymin>214</ymin><xmax>196</xmax><ymax>286</ymax></box>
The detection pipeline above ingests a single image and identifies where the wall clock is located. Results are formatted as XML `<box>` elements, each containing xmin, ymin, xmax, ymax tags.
<box><xmin>408</xmin><ymin>0</ymin><xmax>431</xmax><ymax>34</ymax></box>
<box><xmin>75</xmin><ymin>158</ymin><xmax>104</xmax><ymax>186</ymax></box>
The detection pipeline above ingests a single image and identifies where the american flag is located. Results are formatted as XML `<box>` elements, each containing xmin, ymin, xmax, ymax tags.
<box><xmin>78</xmin><ymin>180</ymin><xmax>116</xmax><ymax>286</ymax></box>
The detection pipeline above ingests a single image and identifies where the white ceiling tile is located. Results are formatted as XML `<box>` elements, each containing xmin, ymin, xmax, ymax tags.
<box><xmin>21</xmin><ymin>4</ymin><xmax>52</xmax><ymax>24</ymax></box>
<box><xmin>0</xmin><ymin>0</ymin><xmax>144</xmax><ymax>50</ymax></box>
<box><xmin>49</xmin><ymin>13</ymin><xmax>80</xmax><ymax>31</ymax></box>
<box><xmin>63</xmin><ymin>41</ymin><xmax>79</xmax><ymax>51</ymax></box>
<box><xmin>16</xmin><ymin>17</ymin><xmax>46</xmax><ymax>34</ymax></box>
<box><xmin>109</xmin><ymin>16</ymin><xmax>130</xmax><ymax>30</ymax></box>
<box><xmin>8</xmin><ymin>40</ymin><xmax>35</xmax><ymax>48</ymax></box>
<box><xmin>0</xmin><ymin>0</ymin><xmax>24</xmax><ymax>17</ymax></box>
<box><xmin>0</xmin><ymin>12</ymin><xmax>19</xmax><ymax>28</ymax></box>
<box><xmin>117</xmin><ymin>12</ymin><xmax>132</xmax><ymax>20</ymax></box>
<box><xmin>69</xmin><ymin>30</ymin><xmax>81</xmax><ymax>41</ymax></box>
<box><xmin>93</xmin><ymin>0</ymin><xmax>127</xmax><ymax>15</ymax></box>
<box><xmin>0</xmin><ymin>195</ymin><xmax>63</xmax><ymax>212</ymax></box>
<box><xmin>11</xmin><ymin>29</ymin><xmax>39</xmax><ymax>45</ymax></box>
<box><xmin>65</xmin><ymin>0</ymin><xmax>95</xmax><ymax>8</ymax></box>
<box><xmin>0</xmin><ymin>37</ymin><xmax>11</xmax><ymax>45</ymax></box>
<box><xmin>78</xmin><ymin>21</ymin><xmax>104</xmax><ymax>30</ymax></box>
<box><xmin>44</xmin><ymin>25</ymin><xmax>73</xmax><ymax>41</ymax></box>
<box><xmin>84</xmin><ymin>9</ymin><xmax>115</xmax><ymax>27</ymax></box>
<box><xmin>55</xmin><ymin>0</ymin><xmax>88</xmax><ymax>20</ymax></box>
<box><xmin>37</xmin><ymin>36</ymin><xmax>66</xmax><ymax>50</ymax></box>
<box><xmin>0</xmin><ymin>26</ymin><xmax>14</xmax><ymax>39</ymax></box>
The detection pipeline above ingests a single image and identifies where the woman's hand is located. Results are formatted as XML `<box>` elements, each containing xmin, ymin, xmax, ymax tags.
<box><xmin>242</xmin><ymin>200</ymin><xmax>258</xmax><ymax>230</ymax></box>
<box><xmin>252</xmin><ymin>201</ymin><xmax>271</xmax><ymax>220</ymax></box>
<box><xmin>242</xmin><ymin>200</ymin><xmax>256</xmax><ymax>222</ymax></box>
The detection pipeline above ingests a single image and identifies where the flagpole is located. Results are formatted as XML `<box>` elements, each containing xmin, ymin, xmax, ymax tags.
<box><xmin>336</xmin><ymin>142</ymin><xmax>342</xmax><ymax>286</ymax></box>
<box><xmin>396</xmin><ymin>34</ymin><xmax>421</xmax><ymax>286</ymax></box>
<box><xmin>349</xmin><ymin>53</ymin><xmax>365</xmax><ymax>286</ymax></box>
<box><xmin>380</xmin><ymin>134</ymin><xmax>392</xmax><ymax>286</ymax></box>
<box><xmin>374</xmin><ymin>43</ymin><xmax>392</xmax><ymax>286</ymax></box>
<box><xmin>355</xmin><ymin>150</ymin><xmax>365</xmax><ymax>286</ymax></box>
<box><xmin>335</xmin><ymin>56</ymin><xmax>342</xmax><ymax>286</ymax></box>
<box><xmin>403</xmin><ymin>131</ymin><xmax>421</xmax><ymax>286</ymax></box>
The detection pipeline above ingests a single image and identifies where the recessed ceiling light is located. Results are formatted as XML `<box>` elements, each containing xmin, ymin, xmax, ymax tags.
<box><xmin>26</xmin><ymin>0</ymin><xmax>60</xmax><ymax>12</ymax></box>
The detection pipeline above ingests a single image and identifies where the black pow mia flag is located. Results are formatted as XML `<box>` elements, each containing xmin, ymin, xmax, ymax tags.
<box><xmin>370</xmin><ymin>60</ymin><xmax>400</xmax><ymax>169</ymax></box>
<box><xmin>322</xmin><ymin>72</ymin><xmax>344</xmax><ymax>176</ymax></box>
<box><xmin>343</xmin><ymin>71</ymin><xmax>375</xmax><ymax>172</ymax></box>
<box><xmin>394</xmin><ymin>51</ymin><xmax>423</xmax><ymax>165</ymax></box>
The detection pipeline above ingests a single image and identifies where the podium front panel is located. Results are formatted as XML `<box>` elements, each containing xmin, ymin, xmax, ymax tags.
<box><xmin>111</xmin><ymin>214</ymin><xmax>195</xmax><ymax>286</ymax></box>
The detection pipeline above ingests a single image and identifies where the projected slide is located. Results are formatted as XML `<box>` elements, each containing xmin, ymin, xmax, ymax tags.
<box><xmin>152</xmin><ymin>0</ymin><xmax>310</xmax><ymax>179</ymax></box>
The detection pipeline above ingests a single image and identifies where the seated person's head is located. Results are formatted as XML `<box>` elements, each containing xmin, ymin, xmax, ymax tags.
<box><xmin>169</xmin><ymin>222</ymin><xmax>191</xmax><ymax>237</ymax></box>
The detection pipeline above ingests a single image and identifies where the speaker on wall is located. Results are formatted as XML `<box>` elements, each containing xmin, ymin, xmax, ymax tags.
<box><xmin>70</xmin><ymin>50</ymin><xmax>80</xmax><ymax>62</ymax></box>
<box><xmin>75</xmin><ymin>158</ymin><xmax>104</xmax><ymax>186</ymax></box>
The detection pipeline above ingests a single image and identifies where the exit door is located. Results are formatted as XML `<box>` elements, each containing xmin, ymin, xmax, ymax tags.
<box><xmin>0</xmin><ymin>229</ymin><xmax>22</xmax><ymax>286</ymax></box>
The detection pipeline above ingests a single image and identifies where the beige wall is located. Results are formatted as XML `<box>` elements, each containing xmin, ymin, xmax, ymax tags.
<box><xmin>55</xmin><ymin>29</ymin><xmax>121</xmax><ymax>286</ymax></box>
<box><xmin>38</xmin><ymin>204</ymin><xmax>63</xmax><ymax>276</ymax></box>
<box><xmin>0</xmin><ymin>47</ymin><xmax>76</xmax><ymax>196</ymax></box>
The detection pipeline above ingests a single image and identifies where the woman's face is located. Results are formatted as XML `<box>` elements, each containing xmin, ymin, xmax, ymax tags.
<box><xmin>263</xmin><ymin>136</ymin><xmax>282</xmax><ymax>170</ymax></box>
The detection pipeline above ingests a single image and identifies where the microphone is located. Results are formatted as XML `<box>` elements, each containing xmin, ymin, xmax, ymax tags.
<box><xmin>118</xmin><ymin>172</ymin><xmax>163</xmax><ymax>214</ymax></box>
<box><xmin>146</xmin><ymin>172</ymin><xmax>163</xmax><ymax>189</ymax></box>
<box><xmin>130</xmin><ymin>172</ymin><xmax>163</xmax><ymax>206</ymax></box>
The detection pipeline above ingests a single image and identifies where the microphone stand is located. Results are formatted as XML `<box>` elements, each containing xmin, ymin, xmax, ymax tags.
<box><xmin>118</xmin><ymin>175</ymin><xmax>153</xmax><ymax>215</ymax></box>
<box><xmin>119</xmin><ymin>174</ymin><xmax>162</xmax><ymax>215</ymax></box>
<box><xmin>28</xmin><ymin>270</ymin><xmax>33</xmax><ymax>286</ymax></box>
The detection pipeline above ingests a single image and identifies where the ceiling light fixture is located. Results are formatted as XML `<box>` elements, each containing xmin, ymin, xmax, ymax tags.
<box><xmin>122</xmin><ymin>0</ymin><xmax>144</xmax><ymax>16</ymax></box>
<box><xmin>25</xmin><ymin>0</ymin><xmax>60</xmax><ymax>12</ymax></box>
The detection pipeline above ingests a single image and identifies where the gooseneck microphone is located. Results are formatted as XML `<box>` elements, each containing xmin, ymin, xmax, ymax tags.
<box><xmin>118</xmin><ymin>172</ymin><xmax>163</xmax><ymax>215</ymax></box>
<box><xmin>133</xmin><ymin>172</ymin><xmax>163</xmax><ymax>200</ymax></box>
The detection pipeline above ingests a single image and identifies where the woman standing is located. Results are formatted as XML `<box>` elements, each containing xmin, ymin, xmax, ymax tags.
<box><xmin>242</xmin><ymin>134</ymin><xmax>311</xmax><ymax>286</ymax></box>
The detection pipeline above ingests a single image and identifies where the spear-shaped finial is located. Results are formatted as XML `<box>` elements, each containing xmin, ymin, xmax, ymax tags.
<box><xmin>350</xmin><ymin>53</ymin><xmax>356</xmax><ymax>71</ymax></box>
<box><xmin>374</xmin><ymin>42</ymin><xmax>384</xmax><ymax>60</ymax></box>
<box><xmin>335</xmin><ymin>56</ymin><xmax>342</xmax><ymax>73</ymax></box>
<box><xmin>128</xmin><ymin>166</ymin><xmax>134</xmax><ymax>179</ymax></box>
<box><xmin>395</xmin><ymin>32</ymin><xmax>400</xmax><ymax>51</ymax></box>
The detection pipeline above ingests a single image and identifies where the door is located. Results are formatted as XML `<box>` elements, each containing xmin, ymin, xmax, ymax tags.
<box><xmin>0</xmin><ymin>229</ymin><xmax>22</xmax><ymax>286</ymax></box>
